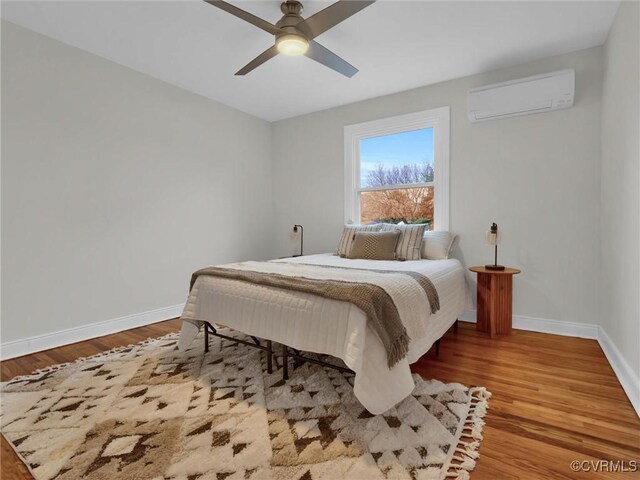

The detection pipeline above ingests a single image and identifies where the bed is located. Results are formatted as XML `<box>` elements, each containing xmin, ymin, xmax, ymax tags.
<box><xmin>178</xmin><ymin>253</ymin><xmax>471</xmax><ymax>414</ymax></box>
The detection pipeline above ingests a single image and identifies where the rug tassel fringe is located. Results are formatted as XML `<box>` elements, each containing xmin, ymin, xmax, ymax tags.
<box><xmin>445</xmin><ymin>386</ymin><xmax>492</xmax><ymax>479</ymax></box>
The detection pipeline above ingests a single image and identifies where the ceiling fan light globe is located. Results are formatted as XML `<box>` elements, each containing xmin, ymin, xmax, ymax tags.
<box><xmin>276</xmin><ymin>34</ymin><xmax>309</xmax><ymax>56</ymax></box>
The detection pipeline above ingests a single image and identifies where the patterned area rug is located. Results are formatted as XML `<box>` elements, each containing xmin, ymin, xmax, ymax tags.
<box><xmin>1</xmin><ymin>330</ymin><xmax>490</xmax><ymax>480</ymax></box>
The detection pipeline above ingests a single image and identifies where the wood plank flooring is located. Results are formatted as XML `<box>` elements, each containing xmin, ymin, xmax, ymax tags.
<box><xmin>2</xmin><ymin>320</ymin><xmax>638</xmax><ymax>479</ymax></box>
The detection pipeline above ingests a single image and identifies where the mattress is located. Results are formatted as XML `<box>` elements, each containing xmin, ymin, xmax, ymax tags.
<box><xmin>179</xmin><ymin>254</ymin><xmax>471</xmax><ymax>414</ymax></box>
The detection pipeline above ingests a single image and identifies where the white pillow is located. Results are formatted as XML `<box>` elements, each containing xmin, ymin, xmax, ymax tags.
<box><xmin>336</xmin><ymin>224</ymin><xmax>381</xmax><ymax>257</ymax></box>
<box><xmin>421</xmin><ymin>231</ymin><xmax>455</xmax><ymax>260</ymax></box>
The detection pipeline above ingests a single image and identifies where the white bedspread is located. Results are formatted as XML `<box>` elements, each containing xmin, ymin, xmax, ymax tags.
<box><xmin>179</xmin><ymin>254</ymin><xmax>471</xmax><ymax>414</ymax></box>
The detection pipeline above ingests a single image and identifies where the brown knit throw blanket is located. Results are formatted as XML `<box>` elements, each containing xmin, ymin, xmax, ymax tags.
<box><xmin>188</xmin><ymin>264</ymin><xmax>439</xmax><ymax>368</ymax></box>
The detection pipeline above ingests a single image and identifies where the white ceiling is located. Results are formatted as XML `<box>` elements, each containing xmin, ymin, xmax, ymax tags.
<box><xmin>2</xmin><ymin>1</ymin><xmax>619</xmax><ymax>122</ymax></box>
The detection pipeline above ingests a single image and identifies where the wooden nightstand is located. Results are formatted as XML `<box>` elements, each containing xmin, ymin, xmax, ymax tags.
<box><xmin>469</xmin><ymin>266</ymin><xmax>521</xmax><ymax>338</ymax></box>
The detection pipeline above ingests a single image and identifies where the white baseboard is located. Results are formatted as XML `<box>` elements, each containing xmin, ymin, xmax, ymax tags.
<box><xmin>597</xmin><ymin>326</ymin><xmax>640</xmax><ymax>417</ymax></box>
<box><xmin>0</xmin><ymin>303</ymin><xmax>185</xmax><ymax>361</ymax></box>
<box><xmin>3</xmin><ymin>306</ymin><xmax>637</xmax><ymax>417</ymax></box>
<box><xmin>457</xmin><ymin>310</ymin><xmax>599</xmax><ymax>339</ymax></box>
<box><xmin>458</xmin><ymin>310</ymin><xmax>638</xmax><ymax>417</ymax></box>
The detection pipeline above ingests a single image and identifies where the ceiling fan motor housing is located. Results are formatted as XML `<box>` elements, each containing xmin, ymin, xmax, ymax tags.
<box><xmin>281</xmin><ymin>1</ymin><xmax>303</xmax><ymax>16</ymax></box>
<box><xmin>276</xmin><ymin>1</ymin><xmax>308</xmax><ymax>39</ymax></box>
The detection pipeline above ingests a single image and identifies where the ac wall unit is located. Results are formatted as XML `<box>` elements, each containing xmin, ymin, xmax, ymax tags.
<box><xmin>468</xmin><ymin>69</ymin><xmax>575</xmax><ymax>122</ymax></box>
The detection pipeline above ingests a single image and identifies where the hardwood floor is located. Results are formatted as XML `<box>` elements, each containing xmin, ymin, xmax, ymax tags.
<box><xmin>1</xmin><ymin>320</ymin><xmax>638</xmax><ymax>479</ymax></box>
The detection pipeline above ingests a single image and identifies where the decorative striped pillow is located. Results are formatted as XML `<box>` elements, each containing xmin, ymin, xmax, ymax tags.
<box><xmin>381</xmin><ymin>223</ymin><xmax>427</xmax><ymax>260</ymax></box>
<box><xmin>336</xmin><ymin>224</ymin><xmax>381</xmax><ymax>257</ymax></box>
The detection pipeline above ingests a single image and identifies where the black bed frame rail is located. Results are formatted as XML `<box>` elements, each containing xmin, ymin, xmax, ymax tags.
<box><xmin>204</xmin><ymin>321</ymin><xmax>446</xmax><ymax>380</ymax></box>
<box><xmin>204</xmin><ymin>322</ymin><xmax>274</xmax><ymax>374</ymax></box>
<box><xmin>281</xmin><ymin>344</ymin><xmax>355</xmax><ymax>380</ymax></box>
<box><xmin>281</xmin><ymin>338</ymin><xmax>440</xmax><ymax>380</ymax></box>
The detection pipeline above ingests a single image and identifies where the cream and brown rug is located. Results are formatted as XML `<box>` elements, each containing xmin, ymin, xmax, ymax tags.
<box><xmin>1</xmin><ymin>329</ymin><xmax>490</xmax><ymax>480</ymax></box>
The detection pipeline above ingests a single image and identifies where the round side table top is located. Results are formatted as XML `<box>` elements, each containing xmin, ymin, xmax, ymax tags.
<box><xmin>469</xmin><ymin>266</ymin><xmax>521</xmax><ymax>275</ymax></box>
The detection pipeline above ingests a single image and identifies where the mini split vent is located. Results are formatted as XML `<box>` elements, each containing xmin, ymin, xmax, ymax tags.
<box><xmin>468</xmin><ymin>69</ymin><xmax>575</xmax><ymax>122</ymax></box>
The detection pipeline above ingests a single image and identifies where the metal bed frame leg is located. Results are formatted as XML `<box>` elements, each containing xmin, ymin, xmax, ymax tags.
<box><xmin>435</xmin><ymin>339</ymin><xmax>440</xmax><ymax>357</ymax></box>
<box><xmin>202</xmin><ymin>322</ymin><xmax>274</xmax><ymax>374</ymax></box>
<box><xmin>267</xmin><ymin>340</ymin><xmax>273</xmax><ymax>374</ymax></box>
<box><xmin>282</xmin><ymin>344</ymin><xmax>289</xmax><ymax>380</ymax></box>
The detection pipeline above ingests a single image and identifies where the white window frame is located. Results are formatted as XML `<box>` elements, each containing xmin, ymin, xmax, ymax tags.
<box><xmin>343</xmin><ymin>106</ymin><xmax>450</xmax><ymax>230</ymax></box>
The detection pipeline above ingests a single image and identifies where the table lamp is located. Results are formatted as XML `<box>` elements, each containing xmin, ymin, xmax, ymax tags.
<box><xmin>485</xmin><ymin>222</ymin><xmax>505</xmax><ymax>271</ymax></box>
<box><xmin>293</xmin><ymin>224</ymin><xmax>304</xmax><ymax>257</ymax></box>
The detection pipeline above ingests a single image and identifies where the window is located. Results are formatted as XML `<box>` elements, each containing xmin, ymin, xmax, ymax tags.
<box><xmin>344</xmin><ymin>107</ymin><xmax>450</xmax><ymax>230</ymax></box>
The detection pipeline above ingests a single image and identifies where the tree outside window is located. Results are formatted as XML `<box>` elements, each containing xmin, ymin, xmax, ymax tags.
<box><xmin>358</xmin><ymin>128</ymin><xmax>434</xmax><ymax>228</ymax></box>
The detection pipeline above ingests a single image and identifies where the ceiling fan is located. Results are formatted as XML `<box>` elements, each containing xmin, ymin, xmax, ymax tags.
<box><xmin>204</xmin><ymin>0</ymin><xmax>375</xmax><ymax>77</ymax></box>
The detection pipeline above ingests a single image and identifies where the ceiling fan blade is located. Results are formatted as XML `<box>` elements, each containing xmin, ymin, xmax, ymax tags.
<box><xmin>204</xmin><ymin>0</ymin><xmax>280</xmax><ymax>36</ymax></box>
<box><xmin>235</xmin><ymin>45</ymin><xmax>279</xmax><ymax>75</ymax></box>
<box><xmin>305</xmin><ymin>40</ymin><xmax>358</xmax><ymax>78</ymax></box>
<box><xmin>296</xmin><ymin>1</ymin><xmax>375</xmax><ymax>39</ymax></box>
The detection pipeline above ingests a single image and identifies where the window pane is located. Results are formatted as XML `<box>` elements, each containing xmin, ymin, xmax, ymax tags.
<box><xmin>359</xmin><ymin>128</ymin><xmax>434</xmax><ymax>188</ymax></box>
<box><xmin>360</xmin><ymin>186</ymin><xmax>434</xmax><ymax>228</ymax></box>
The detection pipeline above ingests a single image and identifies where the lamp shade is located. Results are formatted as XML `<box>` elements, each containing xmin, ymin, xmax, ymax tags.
<box><xmin>293</xmin><ymin>224</ymin><xmax>304</xmax><ymax>256</ymax></box>
<box><xmin>485</xmin><ymin>229</ymin><xmax>503</xmax><ymax>246</ymax></box>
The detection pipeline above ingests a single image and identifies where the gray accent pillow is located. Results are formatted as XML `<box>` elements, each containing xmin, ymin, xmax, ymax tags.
<box><xmin>381</xmin><ymin>223</ymin><xmax>427</xmax><ymax>260</ymax></box>
<box><xmin>347</xmin><ymin>230</ymin><xmax>401</xmax><ymax>260</ymax></box>
<box><xmin>336</xmin><ymin>224</ymin><xmax>381</xmax><ymax>257</ymax></box>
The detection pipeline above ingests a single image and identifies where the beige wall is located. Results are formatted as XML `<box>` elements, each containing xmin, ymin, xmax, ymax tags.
<box><xmin>600</xmin><ymin>1</ymin><xmax>640</xmax><ymax>380</ymax></box>
<box><xmin>272</xmin><ymin>47</ymin><xmax>605</xmax><ymax>327</ymax></box>
<box><xmin>1</xmin><ymin>21</ymin><xmax>274</xmax><ymax>342</ymax></box>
